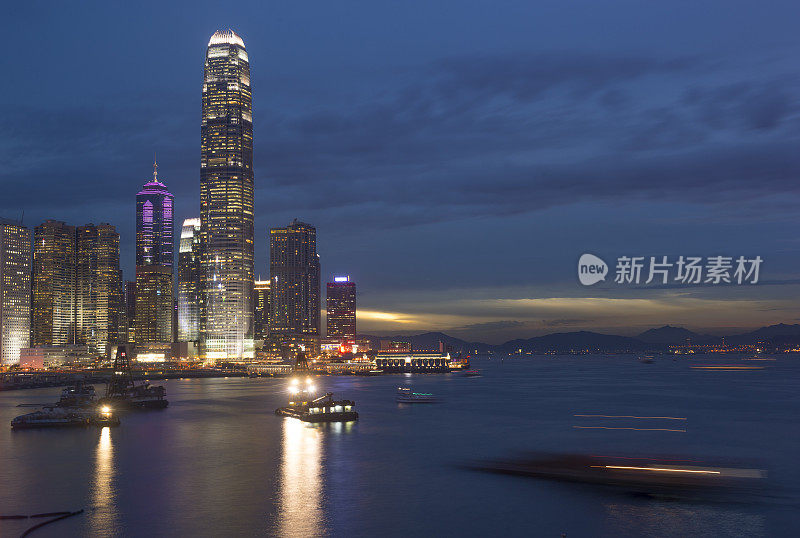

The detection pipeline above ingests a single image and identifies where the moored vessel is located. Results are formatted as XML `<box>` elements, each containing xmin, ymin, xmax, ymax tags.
<box><xmin>11</xmin><ymin>405</ymin><xmax>120</xmax><ymax>429</ymax></box>
<box><xmin>97</xmin><ymin>346</ymin><xmax>168</xmax><ymax>410</ymax></box>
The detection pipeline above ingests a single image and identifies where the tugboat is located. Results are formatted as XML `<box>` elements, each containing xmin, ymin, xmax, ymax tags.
<box><xmin>97</xmin><ymin>346</ymin><xmax>168</xmax><ymax>410</ymax></box>
<box><xmin>396</xmin><ymin>387</ymin><xmax>438</xmax><ymax>403</ymax></box>
<box><xmin>275</xmin><ymin>378</ymin><xmax>358</xmax><ymax>422</ymax></box>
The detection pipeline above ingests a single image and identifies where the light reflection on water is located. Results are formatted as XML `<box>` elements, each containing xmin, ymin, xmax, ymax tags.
<box><xmin>89</xmin><ymin>427</ymin><xmax>117</xmax><ymax>533</ymax></box>
<box><xmin>278</xmin><ymin>419</ymin><xmax>324</xmax><ymax>537</ymax></box>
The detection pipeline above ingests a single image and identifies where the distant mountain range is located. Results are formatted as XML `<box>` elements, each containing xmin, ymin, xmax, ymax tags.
<box><xmin>360</xmin><ymin>324</ymin><xmax>800</xmax><ymax>353</ymax></box>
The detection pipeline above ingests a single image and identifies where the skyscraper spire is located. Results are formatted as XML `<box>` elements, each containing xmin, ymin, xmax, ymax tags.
<box><xmin>153</xmin><ymin>153</ymin><xmax>158</xmax><ymax>182</ymax></box>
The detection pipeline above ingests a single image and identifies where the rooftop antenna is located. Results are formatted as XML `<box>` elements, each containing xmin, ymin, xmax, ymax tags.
<box><xmin>153</xmin><ymin>152</ymin><xmax>158</xmax><ymax>182</ymax></box>
<box><xmin>19</xmin><ymin>210</ymin><xmax>24</xmax><ymax>224</ymax></box>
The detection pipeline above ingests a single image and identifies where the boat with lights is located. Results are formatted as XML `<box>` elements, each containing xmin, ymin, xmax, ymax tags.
<box><xmin>11</xmin><ymin>404</ymin><xmax>120</xmax><ymax>429</ymax></box>
<box><xmin>275</xmin><ymin>378</ymin><xmax>358</xmax><ymax>422</ymax></box>
<box><xmin>396</xmin><ymin>387</ymin><xmax>438</xmax><ymax>403</ymax></box>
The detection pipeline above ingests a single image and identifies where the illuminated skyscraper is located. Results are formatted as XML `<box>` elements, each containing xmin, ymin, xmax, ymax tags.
<box><xmin>32</xmin><ymin>220</ymin><xmax>76</xmax><ymax>346</ymax></box>
<box><xmin>269</xmin><ymin>220</ymin><xmax>320</xmax><ymax>352</ymax></box>
<box><xmin>253</xmin><ymin>279</ymin><xmax>270</xmax><ymax>341</ymax></box>
<box><xmin>0</xmin><ymin>218</ymin><xmax>31</xmax><ymax>365</ymax></box>
<box><xmin>124</xmin><ymin>280</ymin><xmax>136</xmax><ymax>344</ymax></box>
<box><xmin>75</xmin><ymin>223</ymin><xmax>123</xmax><ymax>355</ymax></box>
<box><xmin>135</xmin><ymin>161</ymin><xmax>174</xmax><ymax>344</ymax></box>
<box><xmin>200</xmin><ymin>29</ymin><xmax>255</xmax><ymax>360</ymax></box>
<box><xmin>178</xmin><ymin>218</ymin><xmax>201</xmax><ymax>342</ymax></box>
<box><xmin>326</xmin><ymin>276</ymin><xmax>356</xmax><ymax>341</ymax></box>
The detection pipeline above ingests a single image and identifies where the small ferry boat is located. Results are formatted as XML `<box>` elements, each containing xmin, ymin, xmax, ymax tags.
<box><xmin>639</xmin><ymin>356</ymin><xmax>654</xmax><ymax>364</ymax></box>
<box><xmin>275</xmin><ymin>379</ymin><xmax>358</xmax><ymax>422</ymax></box>
<box><xmin>396</xmin><ymin>387</ymin><xmax>438</xmax><ymax>403</ymax></box>
<box><xmin>463</xmin><ymin>369</ymin><xmax>482</xmax><ymax>377</ymax></box>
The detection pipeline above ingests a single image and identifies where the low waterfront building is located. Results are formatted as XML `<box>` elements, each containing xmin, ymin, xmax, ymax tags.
<box><xmin>374</xmin><ymin>352</ymin><xmax>451</xmax><ymax>372</ymax></box>
<box><xmin>19</xmin><ymin>345</ymin><xmax>93</xmax><ymax>369</ymax></box>
<box><xmin>246</xmin><ymin>363</ymin><xmax>293</xmax><ymax>376</ymax></box>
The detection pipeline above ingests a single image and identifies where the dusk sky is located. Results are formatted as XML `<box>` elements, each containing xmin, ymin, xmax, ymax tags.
<box><xmin>3</xmin><ymin>1</ymin><xmax>800</xmax><ymax>343</ymax></box>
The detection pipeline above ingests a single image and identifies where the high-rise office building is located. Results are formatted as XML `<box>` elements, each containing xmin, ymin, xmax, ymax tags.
<box><xmin>326</xmin><ymin>276</ymin><xmax>356</xmax><ymax>341</ymax></box>
<box><xmin>178</xmin><ymin>218</ymin><xmax>202</xmax><ymax>342</ymax></box>
<box><xmin>269</xmin><ymin>220</ymin><xmax>320</xmax><ymax>352</ymax></box>
<box><xmin>0</xmin><ymin>218</ymin><xmax>31</xmax><ymax>365</ymax></box>
<box><xmin>135</xmin><ymin>161</ymin><xmax>174</xmax><ymax>345</ymax></box>
<box><xmin>76</xmin><ymin>224</ymin><xmax>124</xmax><ymax>355</ymax></box>
<box><xmin>32</xmin><ymin>220</ymin><xmax>76</xmax><ymax>346</ymax></box>
<box><xmin>253</xmin><ymin>279</ymin><xmax>270</xmax><ymax>341</ymax></box>
<box><xmin>200</xmin><ymin>29</ymin><xmax>255</xmax><ymax>361</ymax></box>
<box><xmin>124</xmin><ymin>280</ymin><xmax>136</xmax><ymax>344</ymax></box>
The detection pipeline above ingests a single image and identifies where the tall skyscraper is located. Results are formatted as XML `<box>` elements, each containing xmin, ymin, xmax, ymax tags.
<box><xmin>269</xmin><ymin>220</ymin><xmax>320</xmax><ymax>352</ymax></box>
<box><xmin>124</xmin><ymin>280</ymin><xmax>136</xmax><ymax>344</ymax></box>
<box><xmin>135</xmin><ymin>161</ymin><xmax>174</xmax><ymax>345</ymax></box>
<box><xmin>0</xmin><ymin>218</ymin><xmax>31</xmax><ymax>365</ymax></box>
<box><xmin>178</xmin><ymin>218</ymin><xmax>202</xmax><ymax>342</ymax></box>
<box><xmin>200</xmin><ymin>29</ymin><xmax>255</xmax><ymax>361</ymax></box>
<box><xmin>326</xmin><ymin>276</ymin><xmax>356</xmax><ymax>341</ymax></box>
<box><xmin>76</xmin><ymin>224</ymin><xmax>124</xmax><ymax>355</ymax></box>
<box><xmin>253</xmin><ymin>279</ymin><xmax>270</xmax><ymax>341</ymax></box>
<box><xmin>32</xmin><ymin>220</ymin><xmax>76</xmax><ymax>346</ymax></box>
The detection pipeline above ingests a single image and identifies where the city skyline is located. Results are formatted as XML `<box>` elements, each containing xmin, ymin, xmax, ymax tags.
<box><xmin>3</xmin><ymin>2</ymin><xmax>800</xmax><ymax>343</ymax></box>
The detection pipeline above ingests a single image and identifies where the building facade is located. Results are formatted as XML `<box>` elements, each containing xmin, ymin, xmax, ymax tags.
<box><xmin>32</xmin><ymin>220</ymin><xmax>76</xmax><ymax>347</ymax></box>
<box><xmin>253</xmin><ymin>279</ymin><xmax>270</xmax><ymax>341</ymax></box>
<box><xmin>200</xmin><ymin>29</ymin><xmax>255</xmax><ymax>361</ymax></box>
<box><xmin>75</xmin><ymin>224</ymin><xmax>124</xmax><ymax>355</ymax></box>
<box><xmin>326</xmin><ymin>276</ymin><xmax>356</xmax><ymax>341</ymax></box>
<box><xmin>269</xmin><ymin>220</ymin><xmax>321</xmax><ymax>353</ymax></box>
<box><xmin>0</xmin><ymin>218</ymin><xmax>31</xmax><ymax>365</ymax></box>
<box><xmin>135</xmin><ymin>162</ymin><xmax>174</xmax><ymax>345</ymax></box>
<box><xmin>178</xmin><ymin>218</ymin><xmax>202</xmax><ymax>342</ymax></box>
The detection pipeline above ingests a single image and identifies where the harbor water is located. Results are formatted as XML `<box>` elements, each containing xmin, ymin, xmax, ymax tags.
<box><xmin>1</xmin><ymin>355</ymin><xmax>798</xmax><ymax>537</ymax></box>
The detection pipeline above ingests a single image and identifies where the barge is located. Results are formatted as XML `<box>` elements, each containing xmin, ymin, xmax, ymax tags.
<box><xmin>11</xmin><ymin>405</ymin><xmax>120</xmax><ymax>429</ymax></box>
<box><xmin>97</xmin><ymin>346</ymin><xmax>168</xmax><ymax>410</ymax></box>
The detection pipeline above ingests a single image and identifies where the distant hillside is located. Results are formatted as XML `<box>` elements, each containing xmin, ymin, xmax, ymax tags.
<box><xmin>360</xmin><ymin>323</ymin><xmax>800</xmax><ymax>354</ymax></box>
<box><xmin>725</xmin><ymin>323</ymin><xmax>800</xmax><ymax>346</ymax></box>
<box><xmin>359</xmin><ymin>332</ymin><xmax>493</xmax><ymax>353</ymax></box>
<box><xmin>636</xmin><ymin>325</ymin><xmax>717</xmax><ymax>345</ymax></box>
<box><xmin>500</xmin><ymin>331</ymin><xmax>648</xmax><ymax>353</ymax></box>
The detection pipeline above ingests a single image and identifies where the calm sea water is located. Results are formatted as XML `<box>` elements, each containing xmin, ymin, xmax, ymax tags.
<box><xmin>1</xmin><ymin>355</ymin><xmax>798</xmax><ymax>537</ymax></box>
